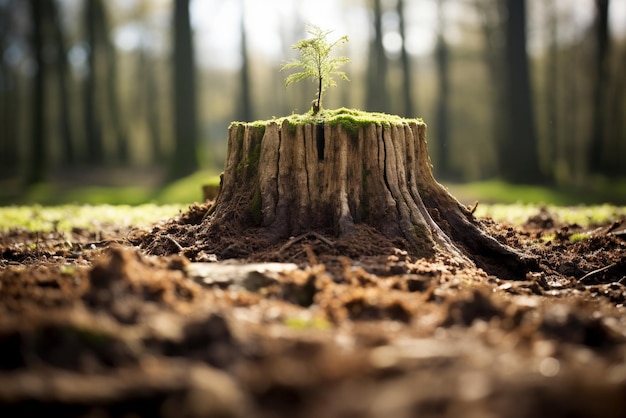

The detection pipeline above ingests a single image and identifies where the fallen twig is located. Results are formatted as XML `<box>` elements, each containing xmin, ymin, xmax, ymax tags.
<box><xmin>166</xmin><ymin>235</ymin><xmax>185</xmax><ymax>252</ymax></box>
<box><xmin>83</xmin><ymin>239</ymin><xmax>128</xmax><ymax>248</ymax></box>
<box><xmin>469</xmin><ymin>200</ymin><xmax>479</xmax><ymax>215</ymax></box>
<box><xmin>579</xmin><ymin>262</ymin><xmax>618</xmax><ymax>284</ymax></box>
<box><xmin>279</xmin><ymin>232</ymin><xmax>334</xmax><ymax>253</ymax></box>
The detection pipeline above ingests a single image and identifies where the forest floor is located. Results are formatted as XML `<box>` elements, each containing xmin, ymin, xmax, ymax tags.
<box><xmin>1</xmin><ymin>201</ymin><xmax>626</xmax><ymax>417</ymax></box>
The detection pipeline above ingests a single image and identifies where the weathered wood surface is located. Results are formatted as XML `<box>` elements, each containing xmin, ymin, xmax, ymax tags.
<box><xmin>209</xmin><ymin>120</ymin><xmax>534</xmax><ymax>277</ymax></box>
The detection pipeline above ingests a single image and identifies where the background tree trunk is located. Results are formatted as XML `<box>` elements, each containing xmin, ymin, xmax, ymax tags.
<box><xmin>99</xmin><ymin>1</ymin><xmax>128</xmax><ymax>166</ymax></box>
<box><xmin>434</xmin><ymin>0</ymin><xmax>451</xmax><ymax>179</ymax></box>
<box><xmin>0</xmin><ymin>61</ymin><xmax>19</xmax><ymax>179</ymax></box>
<box><xmin>475</xmin><ymin>0</ymin><xmax>507</xmax><ymax>180</ymax></box>
<box><xmin>562</xmin><ymin>44</ymin><xmax>582</xmax><ymax>184</ymax></box>
<box><xmin>606</xmin><ymin>45</ymin><xmax>626</xmax><ymax>176</ymax></box>
<box><xmin>544</xmin><ymin>0</ymin><xmax>558</xmax><ymax>182</ymax></box>
<box><xmin>365</xmin><ymin>0</ymin><xmax>388</xmax><ymax>112</ymax></box>
<box><xmin>501</xmin><ymin>0</ymin><xmax>542</xmax><ymax>184</ymax></box>
<box><xmin>145</xmin><ymin>53</ymin><xmax>165</xmax><ymax>164</ymax></box>
<box><xmin>0</xmin><ymin>2</ymin><xmax>20</xmax><ymax>179</ymax></box>
<box><xmin>207</xmin><ymin>114</ymin><xmax>534</xmax><ymax>278</ymax></box>
<box><xmin>134</xmin><ymin>45</ymin><xmax>164</xmax><ymax>165</ymax></box>
<box><xmin>238</xmin><ymin>5</ymin><xmax>253</xmax><ymax>122</ymax></box>
<box><xmin>171</xmin><ymin>0</ymin><xmax>199</xmax><ymax>180</ymax></box>
<box><xmin>49</xmin><ymin>0</ymin><xmax>75</xmax><ymax>167</ymax></box>
<box><xmin>397</xmin><ymin>0</ymin><xmax>414</xmax><ymax>118</ymax></box>
<box><xmin>83</xmin><ymin>0</ymin><xmax>104</xmax><ymax>166</ymax></box>
<box><xmin>27</xmin><ymin>0</ymin><xmax>47</xmax><ymax>185</ymax></box>
<box><xmin>588</xmin><ymin>0</ymin><xmax>610</xmax><ymax>175</ymax></box>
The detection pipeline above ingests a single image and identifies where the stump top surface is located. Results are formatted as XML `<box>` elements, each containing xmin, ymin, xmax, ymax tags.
<box><xmin>230</xmin><ymin>107</ymin><xmax>425</xmax><ymax>130</ymax></box>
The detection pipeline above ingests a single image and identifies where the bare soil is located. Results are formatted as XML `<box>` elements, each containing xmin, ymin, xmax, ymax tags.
<box><xmin>1</xmin><ymin>202</ymin><xmax>626</xmax><ymax>417</ymax></box>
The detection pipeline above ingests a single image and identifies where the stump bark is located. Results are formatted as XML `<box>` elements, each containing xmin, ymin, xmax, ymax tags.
<box><xmin>207</xmin><ymin>110</ymin><xmax>534</xmax><ymax>277</ymax></box>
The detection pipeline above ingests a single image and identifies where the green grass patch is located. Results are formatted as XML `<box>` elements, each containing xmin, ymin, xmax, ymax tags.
<box><xmin>63</xmin><ymin>186</ymin><xmax>153</xmax><ymax>205</ymax></box>
<box><xmin>445</xmin><ymin>179</ymin><xmax>626</xmax><ymax>206</ymax></box>
<box><xmin>1</xmin><ymin>170</ymin><xmax>222</xmax><ymax>206</ymax></box>
<box><xmin>569</xmin><ymin>232</ymin><xmax>590</xmax><ymax>242</ymax></box>
<box><xmin>152</xmin><ymin>171</ymin><xmax>221</xmax><ymax>204</ymax></box>
<box><xmin>0</xmin><ymin>204</ymin><xmax>187</xmax><ymax>233</ymax></box>
<box><xmin>9</xmin><ymin>184</ymin><xmax>153</xmax><ymax>206</ymax></box>
<box><xmin>2</xmin><ymin>202</ymin><xmax>622</xmax><ymax>235</ymax></box>
<box><xmin>474</xmin><ymin>203</ymin><xmax>626</xmax><ymax>226</ymax></box>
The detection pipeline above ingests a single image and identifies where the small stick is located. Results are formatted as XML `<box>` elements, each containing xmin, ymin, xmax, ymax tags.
<box><xmin>579</xmin><ymin>262</ymin><xmax>617</xmax><ymax>284</ymax></box>
<box><xmin>85</xmin><ymin>239</ymin><xmax>127</xmax><ymax>248</ymax></box>
<box><xmin>279</xmin><ymin>232</ymin><xmax>334</xmax><ymax>253</ymax></box>
<box><xmin>469</xmin><ymin>200</ymin><xmax>479</xmax><ymax>215</ymax></box>
<box><xmin>307</xmin><ymin>231</ymin><xmax>335</xmax><ymax>247</ymax></box>
<box><xmin>166</xmin><ymin>235</ymin><xmax>184</xmax><ymax>252</ymax></box>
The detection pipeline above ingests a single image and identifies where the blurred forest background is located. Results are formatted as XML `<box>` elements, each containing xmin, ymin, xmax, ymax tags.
<box><xmin>1</xmin><ymin>0</ymin><xmax>626</xmax><ymax>204</ymax></box>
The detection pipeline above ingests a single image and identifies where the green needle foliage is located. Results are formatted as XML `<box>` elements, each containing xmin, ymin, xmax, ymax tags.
<box><xmin>281</xmin><ymin>24</ymin><xmax>350</xmax><ymax>115</ymax></box>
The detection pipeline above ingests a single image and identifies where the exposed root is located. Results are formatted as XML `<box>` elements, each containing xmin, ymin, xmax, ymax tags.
<box><xmin>279</xmin><ymin>232</ymin><xmax>335</xmax><ymax>253</ymax></box>
<box><xmin>166</xmin><ymin>236</ymin><xmax>185</xmax><ymax>252</ymax></box>
<box><xmin>469</xmin><ymin>201</ymin><xmax>479</xmax><ymax>215</ymax></box>
<box><xmin>579</xmin><ymin>262</ymin><xmax>619</xmax><ymax>284</ymax></box>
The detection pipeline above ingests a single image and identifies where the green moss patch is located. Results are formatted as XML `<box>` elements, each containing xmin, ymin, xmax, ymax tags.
<box><xmin>236</xmin><ymin>108</ymin><xmax>425</xmax><ymax>131</ymax></box>
<box><xmin>0</xmin><ymin>204</ymin><xmax>186</xmax><ymax>233</ymax></box>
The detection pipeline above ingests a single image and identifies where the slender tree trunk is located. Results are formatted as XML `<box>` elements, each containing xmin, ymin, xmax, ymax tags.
<box><xmin>397</xmin><ymin>0</ymin><xmax>415</xmax><ymax>118</ymax></box>
<box><xmin>171</xmin><ymin>0</ymin><xmax>199</xmax><ymax>179</ymax></box>
<box><xmin>238</xmin><ymin>6</ymin><xmax>252</xmax><ymax>122</ymax></box>
<box><xmin>365</xmin><ymin>0</ymin><xmax>388</xmax><ymax>112</ymax></box>
<box><xmin>561</xmin><ymin>44</ymin><xmax>580</xmax><ymax>184</ymax></box>
<box><xmin>0</xmin><ymin>65</ymin><xmax>19</xmax><ymax>178</ymax></box>
<box><xmin>0</xmin><ymin>7</ymin><xmax>19</xmax><ymax>178</ymax></box>
<box><xmin>476</xmin><ymin>0</ymin><xmax>507</xmax><ymax>179</ymax></box>
<box><xmin>27</xmin><ymin>0</ymin><xmax>47</xmax><ymax>185</ymax></box>
<box><xmin>500</xmin><ymin>0</ymin><xmax>542</xmax><ymax>183</ymax></box>
<box><xmin>315</xmin><ymin>76</ymin><xmax>322</xmax><ymax>114</ymax></box>
<box><xmin>83</xmin><ymin>0</ymin><xmax>104</xmax><ymax>165</ymax></box>
<box><xmin>544</xmin><ymin>0</ymin><xmax>558</xmax><ymax>182</ymax></box>
<box><xmin>588</xmin><ymin>0</ymin><xmax>610</xmax><ymax>175</ymax></box>
<box><xmin>606</xmin><ymin>44</ymin><xmax>626</xmax><ymax>176</ymax></box>
<box><xmin>434</xmin><ymin>0</ymin><xmax>451</xmax><ymax>179</ymax></box>
<box><xmin>48</xmin><ymin>0</ymin><xmax>75</xmax><ymax>167</ymax></box>
<box><xmin>145</xmin><ymin>53</ymin><xmax>165</xmax><ymax>164</ymax></box>
<box><xmin>95</xmin><ymin>0</ymin><xmax>128</xmax><ymax>166</ymax></box>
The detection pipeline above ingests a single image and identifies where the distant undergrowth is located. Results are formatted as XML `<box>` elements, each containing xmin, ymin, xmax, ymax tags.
<box><xmin>0</xmin><ymin>171</ymin><xmax>220</xmax><ymax>206</ymax></box>
<box><xmin>0</xmin><ymin>204</ymin><xmax>186</xmax><ymax>233</ymax></box>
<box><xmin>445</xmin><ymin>179</ymin><xmax>626</xmax><ymax>206</ymax></box>
<box><xmin>1</xmin><ymin>171</ymin><xmax>624</xmax><ymax>207</ymax></box>
<box><xmin>473</xmin><ymin>203</ymin><xmax>626</xmax><ymax>227</ymax></box>
<box><xmin>0</xmin><ymin>203</ymin><xmax>623</xmax><ymax>233</ymax></box>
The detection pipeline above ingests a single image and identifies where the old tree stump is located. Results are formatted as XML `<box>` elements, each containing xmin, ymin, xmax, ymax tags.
<box><xmin>199</xmin><ymin>109</ymin><xmax>534</xmax><ymax>277</ymax></box>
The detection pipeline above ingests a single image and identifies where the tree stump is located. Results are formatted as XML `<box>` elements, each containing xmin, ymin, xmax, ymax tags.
<box><xmin>205</xmin><ymin>109</ymin><xmax>534</xmax><ymax>277</ymax></box>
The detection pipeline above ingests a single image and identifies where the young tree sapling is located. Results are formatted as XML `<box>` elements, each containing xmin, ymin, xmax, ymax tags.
<box><xmin>281</xmin><ymin>24</ymin><xmax>350</xmax><ymax>115</ymax></box>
